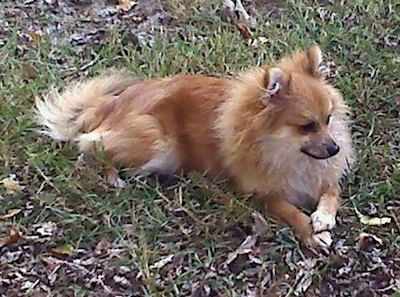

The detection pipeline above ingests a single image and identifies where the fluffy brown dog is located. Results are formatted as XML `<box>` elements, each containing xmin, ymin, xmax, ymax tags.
<box><xmin>35</xmin><ymin>45</ymin><xmax>355</xmax><ymax>249</ymax></box>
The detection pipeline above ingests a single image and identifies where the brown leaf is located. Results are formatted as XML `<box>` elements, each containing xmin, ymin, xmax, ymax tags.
<box><xmin>356</xmin><ymin>232</ymin><xmax>383</xmax><ymax>250</ymax></box>
<box><xmin>21</xmin><ymin>62</ymin><xmax>38</xmax><ymax>80</ymax></box>
<box><xmin>251</xmin><ymin>211</ymin><xmax>269</xmax><ymax>236</ymax></box>
<box><xmin>0</xmin><ymin>208</ymin><xmax>22</xmax><ymax>220</ymax></box>
<box><xmin>42</xmin><ymin>256</ymin><xmax>60</xmax><ymax>271</ymax></box>
<box><xmin>236</xmin><ymin>22</ymin><xmax>253</xmax><ymax>40</ymax></box>
<box><xmin>94</xmin><ymin>236</ymin><xmax>110</xmax><ymax>256</ymax></box>
<box><xmin>2</xmin><ymin>176</ymin><xmax>23</xmax><ymax>194</ymax></box>
<box><xmin>0</xmin><ymin>228</ymin><xmax>22</xmax><ymax>248</ymax></box>
<box><xmin>27</xmin><ymin>30</ymin><xmax>42</xmax><ymax>44</ymax></box>
<box><xmin>116</xmin><ymin>0</ymin><xmax>137</xmax><ymax>11</ymax></box>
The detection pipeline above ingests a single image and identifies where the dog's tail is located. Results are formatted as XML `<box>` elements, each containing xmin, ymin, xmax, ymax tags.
<box><xmin>34</xmin><ymin>72</ymin><xmax>138</xmax><ymax>151</ymax></box>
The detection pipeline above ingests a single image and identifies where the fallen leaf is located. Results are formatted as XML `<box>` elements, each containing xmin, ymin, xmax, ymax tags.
<box><xmin>42</xmin><ymin>256</ymin><xmax>60</xmax><ymax>270</ymax></box>
<box><xmin>0</xmin><ymin>228</ymin><xmax>22</xmax><ymax>248</ymax></box>
<box><xmin>21</xmin><ymin>62</ymin><xmax>38</xmax><ymax>80</ymax></box>
<box><xmin>222</xmin><ymin>0</ymin><xmax>257</xmax><ymax>26</ymax></box>
<box><xmin>41</xmin><ymin>256</ymin><xmax>62</xmax><ymax>285</ymax></box>
<box><xmin>248</xmin><ymin>254</ymin><xmax>262</xmax><ymax>264</ymax></box>
<box><xmin>236</xmin><ymin>0</ymin><xmax>256</xmax><ymax>26</ymax></box>
<box><xmin>258</xmin><ymin>36</ymin><xmax>268</xmax><ymax>43</ymax></box>
<box><xmin>249</xmin><ymin>36</ymin><xmax>269</xmax><ymax>48</ymax></box>
<box><xmin>76</xmin><ymin>257</ymin><xmax>96</xmax><ymax>266</ymax></box>
<box><xmin>36</xmin><ymin>221</ymin><xmax>57</xmax><ymax>237</ymax></box>
<box><xmin>2</xmin><ymin>176</ymin><xmax>23</xmax><ymax>194</ymax></box>
<box><xmin>0</xmin><ymin>208</ymin><xmax>22</xmax><ymax>220</ymax></box>
<box><xmin>27</xmin><ymin>30</ymin><xmax>42</xmax><ymax>44</ymax></box>
<box><xmin>113</xmin><ymin>275</ymin><xmax>131</xmax><ymax>287</ymax></box>
<box><xmin>226</xmin><ymin>235</ymin><xmax>257</xmax><ymax>264</ymax></box>
<box><xmin>150</xmin><ymin>254</ymin><xmax>174</xmax><ymax>270</ymax></box>
<box><xmin>21</xmin><ymin>279</ymin><xmax>39</xmax><ymax>291</ymax></box>
<box><xmin>251</xmin><ymin>211</ymin><xmax>269</xmax><ymax>235</ymax></box>
<box><xmin>116</xmin><ymin>0</ymin><xmax>137</xmax><ymax>11</ymax></box>
<box><xmin>48</xmin><ymin>264</ymin><xmax>61</xmax><ymax>286</ymax></box>
<box><xmin>236</xmin><ymin>22</ymin><xmax>252</xmax><ymax>39</ymax></box>
<box><xmin>0</xmin><ymin>251</ymin><xmax>23</xmax><ymax>263</ymax></box>
<box><xmin>354</xmin><ymin>207</ymin><xmax>392</xmax><ymax>226</ymax></box>
<box><xmin>294</xmin><ymin>258</ymin><xmax>318</xmax><ymax>295</ymax></box>
<box><xmin>52</xmin><ymin>244</ymin><xmax>74</xmax><ymax>257</ymax></box>
<box><xmin>356</xmin><ymin>232</ymin><xmax>383</xmax><ymax>250</ymax></box>
<box><xmin>94</xmin><ymin>237</ymin><xmax>110</xmax><ymax>256</ymax></box>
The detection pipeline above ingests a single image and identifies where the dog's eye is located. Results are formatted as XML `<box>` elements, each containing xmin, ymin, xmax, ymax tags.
<box><xmin>326</xmin><ymin>115</ymin><xmax>332</xmax><ymax>125</ymax></box>
<box><xmin>300</xmin><ymin>122</ymin><xmax>316</xmax><ymax>132</ymax></box>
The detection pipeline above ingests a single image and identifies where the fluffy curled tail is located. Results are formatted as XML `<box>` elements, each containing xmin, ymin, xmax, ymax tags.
<box><xmin>34</xmin><ymin>71</ymin><xmax>138</xmax><ymax>148</ymax></box>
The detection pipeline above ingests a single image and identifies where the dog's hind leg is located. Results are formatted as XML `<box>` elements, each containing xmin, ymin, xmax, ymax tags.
<box><xmin>88</xmin><ymin>114</ymin><xmax>180</xmax><ymax>186</ymax></box>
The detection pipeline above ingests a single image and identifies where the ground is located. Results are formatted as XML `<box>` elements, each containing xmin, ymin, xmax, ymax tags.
<box><xmin>0</xmin><ymin>0</ymin><xmax>399</xmax><ymax>296</ymax></box>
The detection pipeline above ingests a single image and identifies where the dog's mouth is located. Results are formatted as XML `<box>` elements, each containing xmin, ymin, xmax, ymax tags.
<box><xmin>300</xmin><ymin>141</ymin><xmax>340</xmax><ymax>160</ymax></box>
<box><xmin>301</xmin><ymin>149</ymin><xmax>329</xmax><ymax>160</ymax></box>
<box><xmin>300</xmin><ymin>148</ymin><xmax>338</xmax><ymax>160</ymax></box>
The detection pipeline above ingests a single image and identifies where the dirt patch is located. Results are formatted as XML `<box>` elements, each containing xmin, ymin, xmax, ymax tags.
<box><xmin>0</xmin><ymin>0</ymin><xmax>177</xmax><ymax>55</ymax></box>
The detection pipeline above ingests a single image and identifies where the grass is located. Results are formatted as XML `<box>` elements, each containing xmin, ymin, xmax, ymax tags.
<box><xmin>0</xmin><ymin>0</ymin><xmax>399</xmax><ymax>296</ymax></box>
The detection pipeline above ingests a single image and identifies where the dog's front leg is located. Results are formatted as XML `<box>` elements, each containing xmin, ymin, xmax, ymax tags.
<box><xmin>264</xmin><ymin>193</ymin><xmax>332</xmax><ymax>248</ymax></box>
<box><xmin>311</xmin><ymin>183</ymin><xmax>341</xmax><ymax>233</ymax></box>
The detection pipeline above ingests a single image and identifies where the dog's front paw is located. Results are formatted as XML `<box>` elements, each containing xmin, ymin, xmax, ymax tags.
<box><xmin>312</xmin><ymin>231</ymin><xmax>333</xmax><ymax>248</ymax></box>
<box><xmin>112</xmin><ymin>177</ymin><xmax>127</xmax><ymax>188</ymax></box>
<box><xmin>311</xmin><ymin>208</ymin><xmax>336</xmax><ymax>233</ymax></box>
<box><xmin>105</xmin><ymin>169</ymin><xmax>127</xmax><ymax>188</ymax></box>
<box><xmin>304</xmin><ymin>231</ymin><xmax>333</xmax><ymax>251</ymax></box>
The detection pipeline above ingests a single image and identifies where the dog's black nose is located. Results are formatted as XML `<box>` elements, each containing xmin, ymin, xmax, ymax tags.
<box><xmin>327</xmin><ymin>143</ymin><xmax>340</xmax><ymax>156</ymax></box>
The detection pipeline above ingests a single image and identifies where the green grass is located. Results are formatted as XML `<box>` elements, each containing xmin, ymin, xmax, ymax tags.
<box><xmin>0</xmin><ymin>0</ymin><xmax>399</xmax><ymax>296</ymax></box>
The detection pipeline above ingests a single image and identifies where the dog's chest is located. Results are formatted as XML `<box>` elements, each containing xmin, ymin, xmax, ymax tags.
<box><xmin>284</xmin><ymin>161</ymin><xmax>325</xmax><ymax>204</ymax></box>
<box><xmin>269</xmin><ymin>156</ymin><xmax>334</xmax><ymax>206</ymax></box>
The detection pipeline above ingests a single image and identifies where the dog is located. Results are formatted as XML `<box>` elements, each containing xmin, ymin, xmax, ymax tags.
<box><xmin>34</xmin><ymin>45</ymin><xmax>355</xmax><ymax>249</ymax></box>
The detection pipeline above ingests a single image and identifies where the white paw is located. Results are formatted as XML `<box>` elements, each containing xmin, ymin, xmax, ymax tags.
<box><xmin>112</xmin><ymin>177</ymin><xmax>127</xmax><ymax>188</ymax></box>
<box><xmin>312</xmin><ymin>231</ymin><xmax>333</xmax><ymax>248</ymax></box>
<box><xmin>311</xmin><ymin>208</ymin><xmax>336</xmax><ymax>233</ymax></box>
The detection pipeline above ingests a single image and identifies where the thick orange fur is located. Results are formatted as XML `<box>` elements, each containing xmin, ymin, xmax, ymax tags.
<box><xmin>35</xmin><ymin>45</ymin><xmax>355</xmax><ymax>249</ymax></box>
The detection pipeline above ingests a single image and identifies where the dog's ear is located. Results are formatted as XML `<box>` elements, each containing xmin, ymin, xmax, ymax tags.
<box><xmin>307</xmin><ymin>45</ymin><xmax>329</xmax><ymax>79</ymax></box>
<box><xmin>263</xmin><ymin>67</ymin><xmax>283</xmax><ymax>99</ymax></box>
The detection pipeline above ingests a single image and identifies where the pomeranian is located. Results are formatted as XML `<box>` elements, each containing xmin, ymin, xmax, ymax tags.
<box><xmin>34</xmin><ymin>45</ymin><xmax>355</xmax><ymax>249</ymax></box>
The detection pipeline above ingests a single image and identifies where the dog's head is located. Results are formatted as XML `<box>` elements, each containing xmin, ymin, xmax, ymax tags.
<box><xmin>237</xmin><ymin>45</ymin><xmax>342</xmax><ymax>160</ymax></box>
